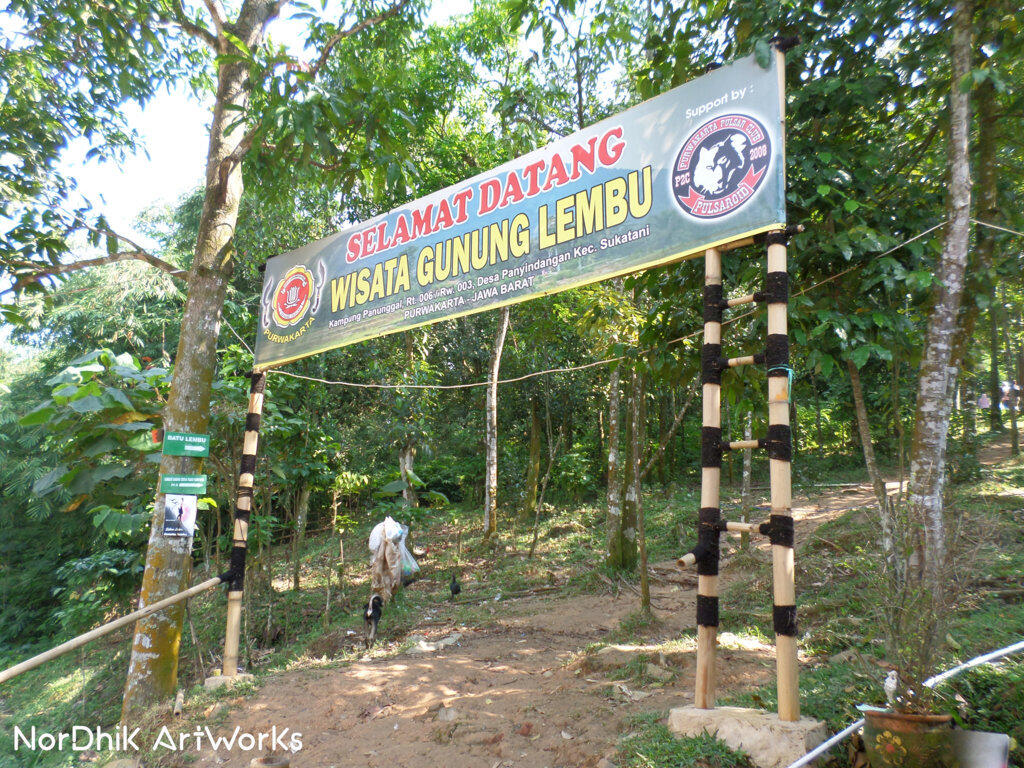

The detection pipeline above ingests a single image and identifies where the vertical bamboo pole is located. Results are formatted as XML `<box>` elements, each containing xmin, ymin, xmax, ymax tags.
<box><xmin>222</xmin><ymin>370</ymin><xmax>267</xmax><ymax>677</ymax></box>
<box><xmin>767</xmin><ymin>40</ymin><xmax>799</xmax><ymax>723</ymax></box>
<box><xmin>695</xmin><ymin>246</ymin><xmax>723</xmax><ymax>708</ymax></box>
<box><xmin>766</xmin><ymin>233</ymin><xmax>798</xmax><ymax>720</ymax></box>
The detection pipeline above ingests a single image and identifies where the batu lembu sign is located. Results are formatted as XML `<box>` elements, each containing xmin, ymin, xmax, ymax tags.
<box><xmin>255</xmin><ymin>52</ymin><xmax>785</xmax><ymax>368</ymax></box>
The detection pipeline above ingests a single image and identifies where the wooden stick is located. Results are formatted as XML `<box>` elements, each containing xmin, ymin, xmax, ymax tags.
<box><xmin>727</xmin><ymin>294</ymin><xmax>757</xmax><ymax>307</ymax></box>
<box><xmin>677</xmin><ymin>552</ymin><xmax>697</xmax><ymax>568</ymax></box>
<box><xmin>0</xmin><ymin>577</ymin><xmax>222</xmax><ymax>685</ymax></box>
<box><xmin>695</xmin><ymin>246</ymin><xmax>722</xmax><ymax>710</ymax></box>
<box><xmin>724</xmin><ymin>521</ymin><xmax>760</xmax><ymax>533</ymax></box>
<box><xmin>223</xmin><ymin>372</ymin><xmax>267</xmax><ymax>677</ymax></box>
<box><xmin>768</xmin><ymin>236</ymin><xmax>798</xmax><ymax>720</ymax></box>
<box><xmin>767</xmin><ymin>42</ymin><xmax>799</xmax><ymax>723</ymax></box>
<box><xmin>728</xmin><ymin>439</ymin><xmax>760</xmax><ymax>451</ymax></box>
<box><xmin>719</xmin><ymin>236</ymin><xmax>755</xmax><ymax>253</ymax></box>
<box><xmin>726</xmin><ymin>355</ymin><xmax>758</xmax><ymax>368</ymax></box>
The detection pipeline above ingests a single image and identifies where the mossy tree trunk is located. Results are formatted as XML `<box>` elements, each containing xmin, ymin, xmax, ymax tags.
<box><xmin>907</xmin><ymin>0</ymin><xmax>973</xmax><ymax>598</ymax></box>
<box><xmin>291</xmin><ymin>481</ymin><xmax>311</xmax><ymax>591</ymax></box>
<box><xmin>482</xmin><ymin>307</ymin><xmax>510</xmax><ymax>540</ymax></box>
<box><xmin>848</xmin><ymin>358</ymin><xmax>895</xmax><ymax>560</ymax></box>
<box><xmin>618</xmin><ymin>371</ymin><xmax>639</xmax><ymax>571</ymax></box>
<box><xmin>605</xmin><ymin>366</ymin><xmax>624</xmax><ymax>566</ymax></box>
<box><xmin>121</xmin><ymin>2</ymin><xmax>282</xmax><ymax>718</ymax></box>
<box><xmin>522</xmin><ymin>397</ymin><xmax>542</xmax><ymax>521</ymax></box>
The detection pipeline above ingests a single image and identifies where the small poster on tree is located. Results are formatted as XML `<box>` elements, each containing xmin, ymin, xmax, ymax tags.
<box><xmin>163</xmin><ymin>494</ymin><xmax>197</xmax><ymax>537</ymax></box>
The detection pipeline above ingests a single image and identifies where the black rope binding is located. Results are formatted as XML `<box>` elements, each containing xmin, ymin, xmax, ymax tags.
<box><xmin>219</xmin><ymin>544</ymin><xmax>248</xmax><ymax>590</ymax></box>
<box><xmin>701</xmin><ymin>426</ymin><xmax>722</xmax><ymax>468</ymax></box>
<box><xmin>244</xmin><ymin>412</ymin><xmax>262</xmax><ymax>432</ymax></box>
<box><xmin>701</xmin><ymin>344</ymin><xmax>723</xmax><ymax>385</ymax></box>
<box><xmin>696</xmin><ymin>507</ymin><xmax>721</xmax><ymax>576</ymax></box>
<box><xmin>697</xmin><ymin>594</ymin><xmax>720</xmax><ymax>627</ymax></box>
<box><xmin>704</xmin><ymin>284</ymin><xmax>725</xmax><ymax>324</ymax></box>
<box><xmin>766</xmin><ymin>423</ymin><xmax>792</xmax><ymax>462</ymax></box>
<box><xmin>773</xmin><ymin>604</ymin><xmax>798</xmax><ymax>636</ymax></box>
<box><xmin>765</xmin><ymin>334</ymin><xmax>789</xmax><ymax>376</ymax></box>
<box><xmin>763</xmin><ymin>271</ymin><xmax>789</xmax><ymax>303</ymax></box>
<box><xmin>249</xmin><ymin>372</ymin><xmax>267</xmax><ymax>394</ymax></box>
<box><xmin>239</xmin><ymin>453</ymin><xmax>257</xmax><ymax>474</ymax></box>
<box><xmin>764</xmin><ymin>224</ymin><xmax>803</xmax><ymax>246</ymax></box>
<box><xmin>770</xmin><ymin>34</ymin><xmax>800</xmax><ymax>53</ymax></box>
<box><xmin>758</xmin><ymin>514</ymin><xmax>795</xmax><ymax>547</ymax></box>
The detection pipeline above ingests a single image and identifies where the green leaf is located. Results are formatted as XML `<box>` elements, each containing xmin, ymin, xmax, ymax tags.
<box><xmin>104</xmin><ymin>387</ymin><xmax>134</xmax><ymax>410</ymax></box>
<box><xmin>33</xmin><ymin>465</ymin><xmax>69</xmax><ymax>495</ymax></box>
<box><xmin>379</xmin><ymin>479</ymin><xmax>407</xmax><ymax>493</ymax></box>
<box><xmin>754</xmin><ymin>38</ymin><xmax>772</xmax><ymax>69</ymax></box>
<box><xmin>849</xmin><ymin>346</ymin><xmax>871</xmax><ymax>369</ymax></box>
<box><xmin>20</xmin><ymin>403</ymin><xmax>56</xmax><ymax>426</ymax></box>
<box><xmin>69</xmin><ymin>395</ymin><xmax>106</xmax><ymax>413</ymax></box>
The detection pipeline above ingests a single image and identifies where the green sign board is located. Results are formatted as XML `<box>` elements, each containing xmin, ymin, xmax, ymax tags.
<box><xmin>162</xmin><ymin>431</ymin><xmax>210</xmax><ymax>457</ymax></box>
<box><xmin>255</xmin><ymin>51</ymin><xmax>785</xmax><ymax>369</ymax></box>
<box><xmin>160</xmin><ymin>474</ymin><xmax>208</xmax><ymax>494</ymax></box>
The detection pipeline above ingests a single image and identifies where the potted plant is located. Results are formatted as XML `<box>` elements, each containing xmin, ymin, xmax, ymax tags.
<box><xmin>861</xmin><ymin>502</ymin><xmax>959</xmax><ymax>768</ymax></box>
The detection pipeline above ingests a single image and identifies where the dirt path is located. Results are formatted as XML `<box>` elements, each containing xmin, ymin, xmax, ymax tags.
<box><xmin>190</xmin><ymin>492</ymin><xmax>842</xmax><ymax>767</ymax></box>
<box><xmin>193</xmin><ymin>440</ymin><xmax>1013</xmax><ymax>768</ymax></box>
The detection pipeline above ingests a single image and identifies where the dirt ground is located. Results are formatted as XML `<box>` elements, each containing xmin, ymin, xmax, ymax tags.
<box><xmin>192</xmin><ymin>444</ymin><xmax>1015</xmax><ymax>768</ymax></box>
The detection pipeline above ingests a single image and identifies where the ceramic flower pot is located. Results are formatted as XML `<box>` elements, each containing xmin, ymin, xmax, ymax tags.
<box><xmin>863</xmin><ymin>709</ymin><xmax>959</xmax><ymax>768</ymax></box>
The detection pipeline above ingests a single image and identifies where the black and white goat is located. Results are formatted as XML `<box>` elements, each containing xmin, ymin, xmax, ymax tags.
<box><xmin>363</xmin><ymin>594</ymin><xmax>383</xmax><ymax>648</ymax></box>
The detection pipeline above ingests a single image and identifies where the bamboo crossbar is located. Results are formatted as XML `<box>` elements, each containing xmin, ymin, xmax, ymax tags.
<box><xmin>0</xmin><ymin>577</ymin><xmax>223</xmax><ymax>685</ymax></box>
<box><xmin>718</xmin><ymin>236</ymin><xmax>755</xmax><ymax>253</ymax></box>
<box><xmin>726</xmin><ymin>355</ymin><xmax>758</xmax><ymax>368</ymax></box>
<box><xmin>726</xmin><ymin>294</ymin><xmax>756</xmax><ymax>307</ymax></box>
<box><xmin>727</xmin><ymin>439</ymin><xmax>760</xmax><ymax>450</ymax></box>
<box><xmin>724</xmin><ymin>521</ymin><xmax>760</xmax><ymax>533</ymax></box>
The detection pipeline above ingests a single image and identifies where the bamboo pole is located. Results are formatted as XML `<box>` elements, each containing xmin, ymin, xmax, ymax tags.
<box><xmin>695</xmin><ymin>246</ymin><xmax>722</xmax><ymax>709</ymax></box>
<box><xmin>767</xmin><ymin>41</ymin><xmax>800</xmax><ymax>723</ymax></box>
<box><xmin>0</xmin><ymin>577</ymin><xmax>222</xmax><ymax>685</ymax></box>
<box><xmin>222</xmin><ymin>371</ymin><xmax>267</xmax><ymax>677</ymax></box>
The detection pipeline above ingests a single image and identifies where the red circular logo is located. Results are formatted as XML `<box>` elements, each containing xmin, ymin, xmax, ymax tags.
<box><xmin>272</xmin><ymin>266</ymin><xmax>314</xmax><ymax>327</ymax></box>
<box><xmin>672</xmin><ymin>114</ymin><xmax>771</xmax><ymax>219</ymax></box>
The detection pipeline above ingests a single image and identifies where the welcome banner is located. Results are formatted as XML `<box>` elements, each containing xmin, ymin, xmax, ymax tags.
<box><xmin>254</xmin><ymin>52</ymin><xmax>785</xmax><ymax>369</ymax></box>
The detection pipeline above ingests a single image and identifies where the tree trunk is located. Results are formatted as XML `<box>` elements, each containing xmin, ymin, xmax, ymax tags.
<box><xmin>848</xmin><ymin>359</ymin><xmax>895</xmax><ymax>559</ymax></box>
<box><xmin>740</xmin><ymin>411</ymin><xmax>753</xmax><ymax>550</ymax></box>
<box><xmin>122</xmin><ymin>2</ymin><xmax>281</xmax><ymax>718</ymax></box>
<box><xmin>399</xmin><ymin>442</ymin><xmax>418</xmax><ymax>507</ymax></box>
<box><xmin>1002</xmin><ymin>320</ymin><xmax>1019</xmax><ymax>456</ymax></box>
<box><xmin>633</xmin><ymin>372</ymin><xmax>650</xmax><ymax>612</ymax></box>
<box><xmin>483</xmin><ymin>307</ymin><xmax>511</xmax><ymax>540</ymax></box>
<box><xmin>907</xmin><ymin>0</ymin><xmax>973</xmax><ymax>597</ymax></box>
<box><xmin>522</xmin><ymin>397</ymin><xmax>542</xmax><ymax>521</ymax></box>
<box><xmin>605</xmin><ymin>366</ymin><xmax>625</xmax><ymax>566</ymax></box>
<box><xmin>400</xmin><ymin>332</ymin><xmax>419</xmax><ymax>506</ymax></box>
<box><xmin>291</xmin><ymin>481</ymin><xmax>311</xmax><ymax>591</ymax></box>
<box><xmin>619</xmin><ymin>371</ymin><xmax>640</xmax><ymax>571</ymax></box>
<box><xmin>989</xmin><ymin>307</ymin><xmax>1004</xmax><ymax>431</ymax></box>
<box><xmin>814</xmin><ymin>376</ymin><xmax>823</xmax><ymax>447</ymax></box>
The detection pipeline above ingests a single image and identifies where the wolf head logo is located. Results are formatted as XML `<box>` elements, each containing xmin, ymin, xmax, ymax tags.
<box><xmin>692</xmin><ymin>132</ymin><xmax>748</xmax><ymax>196</ymax></box>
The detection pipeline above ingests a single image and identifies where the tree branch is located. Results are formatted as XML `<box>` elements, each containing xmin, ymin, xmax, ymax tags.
<box><xmin>13</xmin><ymin>251</ymin><xmax>187</xmax><ymax>291</ymax></box>
<box><xmin>163</xmin><ymin>0</ymin><xmax>218</xmax><ymax>48</ymax></box>
<box><xmin>308</xmin><ymin>0</ymin><xmax>411</xmax><ymax>78</ymax></box>
<box><xmin>200</xmin><ymin>0</ymin><xmax>228</xmax><ymax>41</ymax></box>
<box><xmin>639</xmin><ymin>385</ymin><xmax>698</xmax><ymax>482</ymax></box>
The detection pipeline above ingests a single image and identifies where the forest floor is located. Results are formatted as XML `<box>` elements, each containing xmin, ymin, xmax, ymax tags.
<box><xmin>3</xmin><ymin>434</ymin><xmax>1023</xmax><ymax>768</ymax></box>
<box><xmin>178</xmin><ymin>435</ymin><xmax>1022</xmax><ymax>768</ymax></box>
<box><xmin>188</xmin><ymin>489</ymin><xmax>878</xmax><ymax>768</ymax></box>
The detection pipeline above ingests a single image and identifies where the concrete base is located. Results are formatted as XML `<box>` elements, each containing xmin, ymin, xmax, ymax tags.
<box><xmin>668</xmin><ymin>705</ymin><xmax>826</xmax><ymax>768</ymax></box>
<box><xmin>204</xmin><ymin>673</ymin><xmax>255</xmax><ymax>691</ymax></box>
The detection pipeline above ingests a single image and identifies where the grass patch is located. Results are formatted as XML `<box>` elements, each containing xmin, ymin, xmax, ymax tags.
<box><xmin>618</xmin><ymin>712</ymin><xmax>753</xmax><ymax>768</ymax></box>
